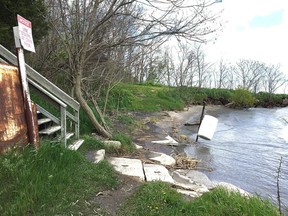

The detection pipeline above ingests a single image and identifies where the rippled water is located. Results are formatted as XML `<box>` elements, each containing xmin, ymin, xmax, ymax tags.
<box><xmin>185</xmin><ymin>107</ymin><xmax>288</xmax><ymax>208</ymax></box>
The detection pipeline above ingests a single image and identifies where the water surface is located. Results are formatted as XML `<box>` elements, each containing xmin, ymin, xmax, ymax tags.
<box><xmin>185</xmin><ymin>107</ymin><xmax>288</xmax><ymax>207</ymax></box>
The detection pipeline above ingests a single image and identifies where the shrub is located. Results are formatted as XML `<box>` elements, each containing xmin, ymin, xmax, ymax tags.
<box><xmin>230</xmin><ymin>88</ymin><xmax>255</xmax><ymax>108</ymax></box>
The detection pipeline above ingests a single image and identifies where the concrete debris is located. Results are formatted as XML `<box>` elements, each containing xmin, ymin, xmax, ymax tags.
<box><xmin>143</xmin><ymin>164</ymin><xmax>174</xmax><ymax>184</ymax></box>
<box><xmin>148</xmin><ymin>151</ymin><xmax>176</xmax><ymax>166</ymax></box>
<box><xmin>151</xmin><ymin>135</ymin><xmax>178</xmax><ymax>146</ymax></box>
<box><xmin>103</xmin><ymin>140</ymin><xmax>121</xmax><ymax>148</ymax></box>
<box><xmin>94</xmin><ymin>149</ymin><xmax>105</xmax><ymax>164</ymax></box>
<box><xmin>176</xmin><ymin>189</ymin><xmax>200</xmax><ymax>198</ymax></box>
<box><xmin>134</xmin><ymin>143</ymin><xmax>143</xmax><ymax>149</ymax></box>
<box><xmin>108</xmin><ymin>157</ymin><xmax>145</xmax><ymax>181</ymax></box>
<box><xmin>215</xmin><ymin>182</ymin><xmax>250</xmax><ymax>197</ymax></box>
<box><xmin>175</xmin><ymin>170</ymin><xmax>215</xmax><ymax>189</ymax></box>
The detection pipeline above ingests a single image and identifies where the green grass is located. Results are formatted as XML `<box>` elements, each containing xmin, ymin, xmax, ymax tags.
<box><xmin>118</xmin><ymin>182</ymin><xmax>280</xmax><ymax>216</ymax></box>
<box><xmin>78</xmin><ymin>134</ymin><xmax>136</xmax><ymax>156</ymax></box>
<box><xmin>0</xmin><ymin>142</ymin><xmax>118</xmax><ymax>215</ymax></box>
<box><xmin>106</xmin><ymin>83</ymin><xmax>185</xmax><ymax>112</ymax></box>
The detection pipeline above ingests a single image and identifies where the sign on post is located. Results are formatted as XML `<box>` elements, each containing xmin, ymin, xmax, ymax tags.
<box><xmin>17</xmin><ymin>14</ymin><xmax>35</xmax><ymax>52</ymax></box>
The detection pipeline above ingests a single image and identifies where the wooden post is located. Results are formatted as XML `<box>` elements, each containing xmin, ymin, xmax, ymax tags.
<box><xmin>13</xmin><ymin>26</ymin><xmax>38</xmax><ymax>145</ymax></box>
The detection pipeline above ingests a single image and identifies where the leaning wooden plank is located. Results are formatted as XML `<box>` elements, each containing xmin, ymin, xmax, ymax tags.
<box><xmin>68</xmin><ymin>139</ymin><xmax>84</xmax><ymax>151</ymax></box>
<box><xmin>39</xmin><ymin>125</ymin><xmax>61</xmax><ymax>135</ymax></box>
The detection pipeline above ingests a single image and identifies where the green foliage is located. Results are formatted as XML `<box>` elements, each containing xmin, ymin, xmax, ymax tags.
<box><xmin>79</xmin><ymin>107</ymin><xmax>95</xmax><ymax>134</ymax></box>
<box><xmin>255</xmin><ymin>92</ymin><xmax>287</xmax><ymax>107</ymax></box>
<box><xmin>112</xmin><ymin>133</ymin><xmax>136</xmax><ymax>154</ymax></box>
<box><xmin>77</xmin><ymin>135</ymin><xmax>106</xmax><ymax>155</ymax></box>
<box><xmin>116</xmin><ymin>114</ymin><xmax>135</xmax><ymax>125</ymax></box>
<box><xmin>0</xmin><ymin>0</ymin><xmax>48</xmax><ymax>51</ymax></box>
<box><xmin>0</xmin><ymin>142</ymin><xmax>118</xmax><ymax>215</ymax></box>
<box><xmin>230</xmin><ymin>88</ymin><xmax>256</xmax><ymax>108</ymax></box>
<box><xmin>78</xmin><ymin>134</ymin><xmax>136</xmax><ymax>156</ymax></box>
<box><xmin>105</xmin><ymin>83</ymin><xmax>184</xmax><ymax>112</ymax></box>
<box><xmin>118</xmin><ymin>182</ymin><xmax>280</xmax><ymax>216</ymax></box>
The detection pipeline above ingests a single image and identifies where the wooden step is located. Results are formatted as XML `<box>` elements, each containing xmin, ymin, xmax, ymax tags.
<box><xmin>39</xmin><ymin>125</ymin><xmax>61</xmax><ymax>135</ymax></box>
<box><xmin>68</xmin><ymin>139</ymin><xmax>84</xmax><ymax>151</ymax></box>
<box><xmin>66</xmin><ymin>132</ymin><xmax>74</xmax><ymax>140</ymax></box>
<box><xmin>38</xmin><ymin>118</ymin><xmax>52</xmax><ymax>125</ymax></box>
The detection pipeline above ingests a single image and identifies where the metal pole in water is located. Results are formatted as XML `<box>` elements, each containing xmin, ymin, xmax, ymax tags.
<box><xmin>196</xmin><ymin>101</ymin><xmax>206</xmax><ymax>142</ymax></box>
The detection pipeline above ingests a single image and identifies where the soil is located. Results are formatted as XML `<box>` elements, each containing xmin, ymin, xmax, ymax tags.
<box><xmin>90</xmin><ymin>105</ymin><xmax>230</xmax><ymax>215</ymax></box>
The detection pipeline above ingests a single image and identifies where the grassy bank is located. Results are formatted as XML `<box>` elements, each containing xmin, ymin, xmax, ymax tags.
<box><xmin>118</xmin><ymin>182</ymin><xmax>280</xmax><ymax>216</ymax></box>
<box><xmin>0</xmin><ymin>142</ymin><xmax>118</xmax><ymax>215</ymax></box>
<box><xmin>104</xmin><ymin>83</ymin><xmax>288</xmax><ymax>113</ymax></box>
<box><xmin>1</xmin><ymin>141</ymin><xmax>281</xmax><ymax>215</ymax></box>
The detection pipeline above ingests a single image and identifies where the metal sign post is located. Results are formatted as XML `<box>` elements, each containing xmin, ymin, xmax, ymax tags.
<box><xmin>13</xmin><ymin>25</ymin><xmax>38</xmax><ymax>145</ymax></box>
<box><xmin>196</xmin><ymin>101</ymin><xmax>206</xmax><ymax>142</ymax></box>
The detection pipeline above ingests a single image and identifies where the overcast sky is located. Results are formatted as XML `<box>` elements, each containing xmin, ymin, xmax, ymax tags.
<box><xmin>206</xmin><ymin>0</ymin><xmax>288</xmax><ymax>76</ymax></box>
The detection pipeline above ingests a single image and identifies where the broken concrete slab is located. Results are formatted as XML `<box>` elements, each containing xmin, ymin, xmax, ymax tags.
<box><xmin>148</xmin><ymin>151</ymin><xmax>176</xmax><ymax>166</ymax></box>
<box><xmin>134</xmin><ymin>143</ymin><xmax>143</xmax><ymax>149</ymax></box>
<box><xmin>215</xmin><ymin>182</ymin><xmax>250</xmax><ymax>196</ymax></box>
<box><xmin>171</xmin><ymin>171</ymin><xmax>209</xmax><ymax>193</ymax></box>
<box><xmin>176</xmin><ymin>189</ymin><xmax>201</xmax><ymax>198</ymax></box>
<box><xmin>174</xmin><ymin>170</ymin><xmax>215</xmax><ymax>189</ymax></box>
<box><xmin>151</xmin><ymin>135</ymin><xmax>178</xmax><ymax>146</ymax></box>
<box><xmin>93</xmin><ymin>149</ymin><xmax>105</xmax><ymax>164</ymax></box>
<box><xmin>103</xmin><ymin>140</ymin><xmax>121</xmax><ymax>148</ymax></box>
<box><xmin>108</xmin><ymin>157</ymin><xmax>145</xmax><ymax>181</ymax></box>
<box><xmin>143</xmin><ymin>164</ymin><xmax>174</xmax><ymax>184</ymax></box>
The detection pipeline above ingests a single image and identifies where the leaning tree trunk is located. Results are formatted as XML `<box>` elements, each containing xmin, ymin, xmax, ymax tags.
<box><xmin>75</xmin><ymin>71</ymin><xmax>112</xmax><ymax>139</ymax></box>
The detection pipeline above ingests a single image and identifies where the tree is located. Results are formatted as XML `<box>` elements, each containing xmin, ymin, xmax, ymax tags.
<box><xmin>174</xmin><ymin>42</ymin><xmax>196</xmax><ymax>87</ymax></box>
<box><xmin>0</xmin><ymin>0</ymin><xmax>48</xmax><ymax>51</ymax></box>
<box><xmin>41</xmin><ymin>0</ymin><xmax>221</xmax><ymax>138</ymax></box>
<box><xmin>193</xmin><ymin>43</ymin><xmax>212</xmax><ymax>88</ymax></box>
<box><xmin>214</xmin><ymin>59</ymin><xmax>230</xmax><ymax>88</ymax></box>
<box><xmin>262</xmin><ymin>64</ymin><xmax>286</xmax><ymax>95</ymax></box>
<box><xmin>234</xmin><ymin>59</ymin><xmax>264</xmax><ymax>93</ymax></box>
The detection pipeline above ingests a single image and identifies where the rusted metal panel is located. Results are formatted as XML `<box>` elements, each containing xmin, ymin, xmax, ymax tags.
<box><xmin>0</xmin><ymin>63</ymin><xmax>28</xmax><ymax>153</ymax></box>
<box><xmin>32</xmin><ymin>102</ymin><xmax>40</xmax><ymax>150</ymax></box>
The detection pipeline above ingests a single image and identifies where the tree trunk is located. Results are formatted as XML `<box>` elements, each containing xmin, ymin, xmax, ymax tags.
<box><xmin>75</xmin><ymin>72</ymin><xmax>112</xmax><ymax>138</ymax></box>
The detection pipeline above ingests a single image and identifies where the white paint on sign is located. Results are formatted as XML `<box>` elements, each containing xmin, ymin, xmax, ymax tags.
<box><xmin>17</xmin><ymin>15</ymin><xmax>35</xmax><ymax>52</ymax></box>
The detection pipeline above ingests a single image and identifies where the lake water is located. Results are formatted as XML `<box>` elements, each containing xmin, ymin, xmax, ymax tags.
<box><xmin>185</xmin><ymin>107</ymin><xmax>288</xmax><ymax>209</ymax></box>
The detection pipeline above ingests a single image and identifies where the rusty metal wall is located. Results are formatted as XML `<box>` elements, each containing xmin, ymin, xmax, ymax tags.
<box><xmin>0</xmin><ymin>63</ymin><xmax>28</xmax><ymax>152</ymax></box>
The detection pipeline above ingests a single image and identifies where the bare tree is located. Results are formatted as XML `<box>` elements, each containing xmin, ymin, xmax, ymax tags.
<box><xmin>193</xmin><ymin>43</ymin><xmax>212</xmax><ymax>88</ymax></box>
<box><xmin>214</xmin><ymin>59</ymin><xmax>230</xmax><ymax>88</ymax></box>
<box><xmin>234</xmin><ymin>59</ymin><xmax>264</xmax><ymax>93</ymax></box>
<box><xmin>40</xmin><ymin>0</ymin><xmax>221</xmax><ymax>138</ymax></box>
<box><xmin>262</xmin><ymin>64</ymin><xmax>286</xmax><ymax>95</ymax></box>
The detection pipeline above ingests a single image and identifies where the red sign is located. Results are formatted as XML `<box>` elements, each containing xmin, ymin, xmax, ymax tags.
<box><xmin>17</xmin><ymin>15</ymin><xmax>35</xmax><ymax>52</ymax></box>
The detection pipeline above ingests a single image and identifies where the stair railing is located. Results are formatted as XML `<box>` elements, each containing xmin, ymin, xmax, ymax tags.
<box><xmin>0</xmin><ymin>44</ymin><xmax>80</xmax><ymax>147</ymax></box>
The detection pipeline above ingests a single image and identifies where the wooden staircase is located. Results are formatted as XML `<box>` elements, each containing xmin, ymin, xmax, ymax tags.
<box><xmin>0</xmin><ymin>45</ymin><xmax>84</xmax><ymax>150</ymax></box>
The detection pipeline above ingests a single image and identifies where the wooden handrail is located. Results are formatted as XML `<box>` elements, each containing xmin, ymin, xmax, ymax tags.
<box><xmin>0</xmin><ymin>44</ymin><xmax>80</xmax><ymax>142</ymax></box>
<box><xmin>0</xmin><ymin>44</ymin><xmax>80</xmax><ymax>110</ymax></box>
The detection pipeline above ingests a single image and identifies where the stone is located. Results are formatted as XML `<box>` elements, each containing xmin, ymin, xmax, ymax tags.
<box><xmin>108</xmin><ymin>157</ymin><xmax>145</xmax><ymax>181</ymax></box>
<box><xmin>103</xmin><ymin>140</ymin><xmax>121</xmax><ymax>148</ymax></box>
<box><xmin>151</xmin><ymin>135</ymin><xmax>179</xmax><ymax>146</ymax></box>
<box><xmin>215</xmin><ymin>182</ymin><xmax>250</xmax><ymax>197</ymax></box>
<box><xmin>175</xmin><ymin>170</ymin><xmax>215</xmax><ymax>189</ymax></box>
<box><xmin>176</xmin><ymin>189</ymin><xmax>201</xmax><ymax>198</ymax></box>
<box><xmin>283</xmin><ymin>98</ymin><xmax>288</xmax><ymax>106</ymax></box>
<box><xmin>94</xmin><ymin>149</ymin><xmax>105</xmax><ymax>164</ymax></box>
<box><xmin>143</xmin><ymin>164</ymin><xmax>174</xmax><ymax>184</ymax></box>
<box><xmin>148</xmin><ymin>151</ymin><xmax>176</xmax><ymax>166</ymax></box>
<box><xmin>134</xmin><ymin>143</ymin><xmax>143</xmax><ymax>149</ymax></box>
<box><xmin>171</xmin><ymin>171</ymin><xmax>209</xmax><ymax>193</ymax></box>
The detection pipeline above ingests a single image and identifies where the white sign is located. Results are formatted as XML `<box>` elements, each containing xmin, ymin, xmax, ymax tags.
<box><xmin>17</xmin><ymin>15</ymin><xmax>35</xmax><ymax>52</ymax></box>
